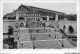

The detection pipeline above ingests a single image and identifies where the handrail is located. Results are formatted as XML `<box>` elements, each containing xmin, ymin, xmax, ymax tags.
<box><xmin>59</xmin><ymin>29</ymin><xmax>76</xmax><ymax>46</ymax></box>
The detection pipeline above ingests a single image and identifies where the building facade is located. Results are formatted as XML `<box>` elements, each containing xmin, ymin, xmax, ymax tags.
<box><xmin>4</xmin><ymin>4</ymin><xmax>65</xmax><ymax>28</ymax></box>
<box><xmin>3</xmin><ymin>4</ymin><xmax>77</xmax><ymax>34</ymax></box>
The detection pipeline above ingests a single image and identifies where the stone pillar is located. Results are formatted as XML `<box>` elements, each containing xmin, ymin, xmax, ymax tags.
<box><xmin>16</xmin><ymin>11</ymin><xmax>19</xmax><ymax>21</ymax></box>
<box><xmin>55</xmin><ymin>13</ymin><xmax>58</xmax><ymax>21</ymax></box>
<box><xmin>16</xmin><ymin>11</ymin><xmax>20</xmax><ymax>49</ymax></box>
<box><xmin>40</xmin><ymin>18</ymin><xmax>42</xmax><ymax>21</ymax></box>
<box><xmin>55</xmin><ymin>13</ymin><xmax>59</xmax><ymax>30</ymax></box>
<box><xmin>47</xmin><ymin>16</ymin><xmax>49</xmax><ymax>22</ymax></box>
<box><xmin>46</xmin><ymin>16</ymin><xmax>49</xmax><ymax>27</ymax></box>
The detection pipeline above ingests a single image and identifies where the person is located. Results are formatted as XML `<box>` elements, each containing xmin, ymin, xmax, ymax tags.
<box><xmin>63</xmin><ymin>25</ymin><xmax>66</xmax><ymax>33</ymax></box>
<box><xmin>8</xmin><ymin>26</ymin><xmax>13</xmax><ymax>38</ymax></box>
<box><xmin>60</xmin><ymin>28</ymin><xmax>64</xmax><ymax>33</ymax></box>
<box><xmin>37</xmin><ymin>30</ymin><xmax>39</xmax><ymax>33</ymax></box>
<box><xmin>49</xmin><ymin>34</ymin><xmax>50</xmax><ymax>37</ymax></box>
<box><xmin>15</xmin><ymin>23</ymin><xmax>19</xmax><ymax>29</ymax></box>
<box><xmin>59</xmin><ymin>28</ymin><xmax>65</xmax><ymax>39</ymax></box>
<box><xmin>25</xmin><ymin>22</ymin><xmax>28</xmax><ymax>27</ymax></box>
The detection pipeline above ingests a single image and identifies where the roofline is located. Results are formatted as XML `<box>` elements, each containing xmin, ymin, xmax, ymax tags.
<box><xmin>28</xmin><ymin>5</ymin><xmax>65</xmax><ymax>14</ymax></box>
<box><xmin>17</xmin><ymin>4</ymin><xmax>66</xmax><ymax>14</ymax></box>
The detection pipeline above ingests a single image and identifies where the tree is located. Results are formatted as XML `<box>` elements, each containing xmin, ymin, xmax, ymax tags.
<box><xmin>8</xmin><ymin>26</ymin><xmax>13</xmax><ymax>39</ymax></box>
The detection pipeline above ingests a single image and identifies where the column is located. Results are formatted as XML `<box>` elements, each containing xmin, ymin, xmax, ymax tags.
<box><xmin>16</xmin><ymin>11</ymin><xmax>19</xmax><ymax>21</ymax></box>
<box><xmin>55</xmin><ymin>13</ymin><xmax>58</xmax><ymax>21</ymax></box>
<box><xmin>46</xmin><ymin>16</ymin><xmax>49</xmax><ymax>26</ymax></box>
<box><xmin>16</xmin><ymin>11</ymin><xmax>20</xmax><ymax>49</ymax></box>
<box><xmin>47</xmin><ymin>16</ymin><xmax>49</xmax><ymax>22</ymax></box>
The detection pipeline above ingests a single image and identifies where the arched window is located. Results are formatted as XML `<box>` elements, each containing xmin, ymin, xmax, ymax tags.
<box><xmin>68</xmin><ymin>25</ymin><xmax>74</xmax><ymax>34</ymax></box>
<box><xmin>20</xmin><ymin>23</ymin><xmax>24</xmax><ymax>27</ymax></box>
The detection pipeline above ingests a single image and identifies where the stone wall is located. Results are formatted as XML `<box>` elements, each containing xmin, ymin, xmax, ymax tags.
<box><xmin>3</xmin><ymin>21</ymin><xmax>16</xmax><ymax>33</ymax></box>
<box><xmin>58</xmin><ymin>21</ymin><xmax>77</xmax><ymax>34</ymax></box>
<box><xmin>3</xmin><ymin>20</ymin><xmax>77</xmax><ymax>35</ymax></box>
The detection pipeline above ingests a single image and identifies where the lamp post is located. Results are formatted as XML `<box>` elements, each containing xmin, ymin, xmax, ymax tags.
<box><xmin>30</xmin><ymin>29</ymin><xmax>32</xmax><ymax>40</ymax></box>
<box><xmin>61</xmin><ymin>25</ymin><xmax>66</xmax><ymax>48</ymax></box>
<box><xmin>33</xmin><ymin>37</ymin><xmax>35</xmax><ymax>49</ymax></box>
<box><xmin>62</xmin><ymin>34</ymin><xmax>64</xmax><ymax>48</ymax></box>
<box><xmin>55</xmin><ymin>28</ymin><xmax>56</xmax><ymax>38</ymax></box>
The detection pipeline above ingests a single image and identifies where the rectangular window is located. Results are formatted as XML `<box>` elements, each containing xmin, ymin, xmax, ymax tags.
<box><xmin>35</xmin><ymin>14</ymin><xmax>36</xmax><ymax>16</ymax></box>
<box><xmin>43</xmin><ymin>17</ymin><xmax>47</xmax><ymax>20</ymax></box>
<box><xmin>19</xmin><ymin>17</ymin><xmax>24</xmax><ymax>20</ymax></box>
<box><xmin>38</xmin><ymin>14</ymin><xmax>40</xmax><ymax>16</ymax></box>
<box><xmin>49</xmin><ymin>18</ymin><xmax>55</xmax><ymax>20</ymax></box>
<box><xmin>33</xmin><ymin>13</ymin><xmax>34</xmax><ymax>16</ymax></box>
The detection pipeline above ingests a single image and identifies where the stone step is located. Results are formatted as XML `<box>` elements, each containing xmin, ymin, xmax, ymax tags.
<box><xmin>34</xmin><ymin>39</ymin><xmax>62</xmax><ymax>49</ymax></box>
<box><xmin>19</xmin><ymin>41</ymin><xmax>33</xmax><ymax>49</ymax></box>
<box><xmin>19</xmin><ymin>34</ymin><xmax>30</xmax><ymax>41</ymax></box>
<box><xmin>31</xmin><ymin>34</ymin><xmax>55</xmax><ymax>40</ymax></box>
<box><xmin>19</xmin><ymin>28</ymin><xmax>29</xmax><ymax>34</ymax></box>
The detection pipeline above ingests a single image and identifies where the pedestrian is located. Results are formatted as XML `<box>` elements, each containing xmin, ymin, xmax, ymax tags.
<box><xmin>49</xmin><ymin>34</ymin><xmax>50</xmax><ymax>37</ymax></box>
<box><xmin>37</xmin><ymin>30</ymin><xmax>39</xmax><ymax>33</ymax></box>
<box><xmin>63</xmin><ymin>25</ymin><xmax>66</xmax><ymax>33</ymax></box>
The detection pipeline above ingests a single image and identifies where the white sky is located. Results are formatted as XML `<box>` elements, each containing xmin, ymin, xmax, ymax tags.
<box><xmin>3</xmin><ymin>3</ymin><xmax>77</xmax><ymax>15</ymax></box>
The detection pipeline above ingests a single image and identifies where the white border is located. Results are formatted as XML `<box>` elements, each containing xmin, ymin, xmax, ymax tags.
<box><xmin>0</xmin><ymin>0</ymin><xmax>80</xmax><ymax>53</ymax></box>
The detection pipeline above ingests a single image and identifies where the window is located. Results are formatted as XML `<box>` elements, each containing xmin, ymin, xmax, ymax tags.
<box><xmin>8</xmin><ymin>17</ymin><xmax>15</xmax><ymax>20</ymax></box>
<box><xmin>35</xmin><ymin>14</ymin><xmax>36</xmax><ymax>16</ymax></box>
<box><xmin>36</xmin><ymin>18</ymin><xmax>37</xmax><ymax>20</ymax></box>
<box><xmin>26</xmin><ymin>13</ymin><xmax>28</xmax><ymax>16</ymax></box>
<box><xmin>24</xmin><ymin>13</ymin><xmax>26</xmax><ymax>16</ymax></box>
<box><xmin>38</xmin><ymin>14</ymin><xmax>40</xmax><ymax>16</ymax></box>
<box><xmin>43</xmin><ymin>17</ymin><xmax>47</xmax><ymax>20</ymax></box>
<box><xmin>11</xmin><ymin>16</ymin><xmax>16</xmax><ymax>20</ymax></box>
<box><xmin>33</xmin><ymin>13</ymin><xmax>34</xmax><ymax>16</ymax></box>
<box><xmin>36</xmin><ymin>14</ymin><xmax>38</xmax><ymax>16</ymax></box>
<box><xmin>37</xmin><ymin>18</ymin><xmax>40</xmax><ymax>21</ymax></box>
<box><xmin>49</xmin><ymin>18</ymin><xmax>55</xmax><ymax>20</ymax></box>
<box><xmin>20</xmin><ymin>23</ymin><xmax>24</xmax><ymax>27</ymax></box>
<box><xmin>34</xmin><ymin>18</ymin><xmax>35</xmax><ymax>20</ymax></box>
<box><xmin>19</xmin><ymin>17</ymin><xmax>24</xmax><ymax>20</ymax></box>
<box><xmin>8</xmin><ymin>17</ymin><xmax>11</xmax><ymax>19</ymax></box>
<box><xmin>31</xmin><ymin>14</ymin><xmax>32</xmax><ymax>16</ymax></box>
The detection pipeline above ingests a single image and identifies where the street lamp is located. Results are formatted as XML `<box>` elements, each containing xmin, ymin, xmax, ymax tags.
<box><xmin>62</xmin><ymin>34</ymin><xmax>64</xmax><ymax>47</ymax></box>
<box><xmin>55</xmin><ymin>28</ymin><xmax>56</xmax><ymax>38</ymax></box>
<box><xmin>29</xmin><ymin>24</ymin><xmax>36</xmax><ymax>49</ymax></box>
<box><xmin>60</xmin><ymin>28</ymin><xmax>64</xmax><ymax>48</ymax></box>
<box><xmin>30</xmin><ymin>29</ymin><xmax>32</xmax><ymax>40</ymax></box>
<box><xmin>33</xmin><ymin>37</ymin><xmax>35</xmax><ymax>49</ymax></box>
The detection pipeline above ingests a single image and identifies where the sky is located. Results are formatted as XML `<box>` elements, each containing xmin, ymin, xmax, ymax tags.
<box><xmin>3</xmin><ymin>3</ymin><xmax>77</xmax><ymax>16</ymax></box>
